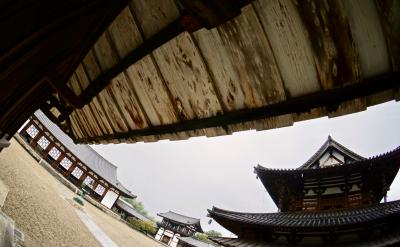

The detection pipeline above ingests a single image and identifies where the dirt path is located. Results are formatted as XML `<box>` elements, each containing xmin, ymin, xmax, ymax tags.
<box><xmin>0</xmin><ymin>139</ymin><xmax>100</xmax><ymax>247</ymax></box>
<box><xmin>0</xmin><ymin>138</ymin><xmax>164</xmax><ymax>247</ymax></box>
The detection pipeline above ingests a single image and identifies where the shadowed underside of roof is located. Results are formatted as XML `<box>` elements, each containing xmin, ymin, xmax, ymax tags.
<box><xmin>1</xmin><ymin>0</ymin><xmax>399</xmax><ymax>146</ymax></box>
<box><xmin>49</xmin><ymin>0</ymin><xmax>400</xmax><ymax>144</ymax></box>
<box><xmin>34</xmin><ymin>110</ymin><xmax>135</xmax><ymax>197</ymax></box>
<box><xmin>178</xmin><ymin>237</ymin><xmax>216</xmax><ymax>247</ymax></box>
<box><xmin>209</xmin><ymin>232</ymin><xmax>400</xmax><ymax>247</ymax></box>
<box><xmin>254</xmin><ymin>145</ymin><xmax>400</xmax><ymax>207</ymax></box>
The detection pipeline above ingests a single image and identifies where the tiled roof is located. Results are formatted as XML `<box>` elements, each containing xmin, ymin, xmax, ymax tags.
<box><xmin>255</xmin><ymin>144</ymin><xmax>400</xmax><ymax>175</ymax></box>
<box><xmin>116</xmin><ymin>198</ymin><xmax>151</xmax><ymax>221</ymax></box>
<box><xmin>158</xmin><ymin>211</ymin><xmax>203</xmax><ymax>232</ymax></box>
<box><xmin>178</xmin><ymin>237</ymin><xmax>216</xmax><ymax>247</ymax></box>
<box><xmin>210</xmin><ymin>233</ymin><xmax>400</xmax><ymax>247</ymax></box>
<box><xmin>208</xmin><ymin>200</ymin><xmax>400</xmax><ymax>230</ymax></box>
<box><xmin>34</xmin><ymin>110</ymin><xmax>135</xmax><ymax>198</ymax></box>
<box><xmin>298</xmin><ymin>136</ymin><xmax>365</xmax><ymax>169</ymax></box>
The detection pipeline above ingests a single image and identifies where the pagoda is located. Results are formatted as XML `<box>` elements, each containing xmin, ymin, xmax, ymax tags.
<box><xmin>208</xmin><ymin>136</ymin><xmax>400</xmax><ymax>246</ymax></box>
<box><xmin>155</xmin><ymin>211</ymin><xmax>203</xmax><ymax>247</ymax></box>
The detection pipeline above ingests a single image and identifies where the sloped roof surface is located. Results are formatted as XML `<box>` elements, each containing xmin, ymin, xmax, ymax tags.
<box><xmin>298</xmin><ymin>136</ymin><xmax>365</xmax><ymax>169</ymax></box>
<box><xmin>116</xmin><ymin>198</ymin><xmax>150</xmax><ymax>221</ymax></box>
<box><xmin>57</xmin><ymin>0</ymin><xmax>399</xmax><ymax>144</ymax></box>
<box><xmin>178</xmin><ymin>237</ymin><xmax>216</xmax><ymax>247</ymax></box>
<box><xmin>254</xmin><ymin>145</ymin><xmax>400</xmax><ymax>207</ymax></box>
<box><xmin>34</xmin><ymin>110</ymin><xmax>134</xmax><ymax>197</ymax></box>
<box><xmin>209</xmin><ymin>200</ymin><xmax>400</xmax><ymax>230</ymax></box>
<box><xmin>210</xmin><ymin>233</ymin><xmax>400</xmax><ymax>247</ymax></box>
<box><xmin>158</xmin><ymin>211</ymin><xmax>203</xmax><ymax>231</ymax></box>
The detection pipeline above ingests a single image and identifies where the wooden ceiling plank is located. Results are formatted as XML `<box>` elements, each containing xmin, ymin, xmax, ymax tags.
<box><xmin>375</xmin><ymin>0</ymin><xmax>400</xmax><ymax>71</ymax></box>
<box><xmin>375</xmin><ymin>0</ymin><xmax>400</xmax><ymax>99</ymax></box>
<box><xmin>127</xmin><ymin>2</ymin><xmax>185</xmax><ymax>141</ymax></box>
<box><xmin>124</xmin><ymin>58</ymin><xmax>179</xmax><ymax>125</ymax></box>
<box><xmin>328</xmin><ymin>0</ymin><xmax>391</xmax><ymax>117</ymax></box>
<box><xmin>74</xmin><ymin>72</ymin><xmax>399</xmax><ymax>143</ymax></box>
<box><xmin>77</xmin><ymin>61</ymin><xmax>113</xmax><ymax>135</ymax></box>
<box><xmin>108</xmin><ymin>7</ymin><xmax>144</xmax><ymax>58</ymax></box>
<box><xmin>107</xmin><ymin>73</ymin><xmax>149</xmax><ymax>130</ymax></box>
<box><xmin>74</xmin><ymin>65</ymin><xmax>113</xmax><ymax>136</ymax></box>
<box><xmin>152</xmin><ymin>32</ymin><xmax>224</xmax><ymax>137</ymax></box>
<box><xmin>105</xmin><ymin>8</ymin><xmax>163</xmax><ymax>139</ymax></box>
<box><xmin>82</xmin><ymin>52</ymin><xmax>123</xmax><ymax>135</ymax></box>
<box><xmin>192</xmin><ymin>28</ymin><xmax>246</xmax><ymax>112</ymax></box>
<box><xmin>69</xmin><ymin>73</ymin><xmax>103</xmax><ymax>136</ymax></box>
<box><xmin>217</xmin><ymin>5</ymin><xmax>287</xmax><ymax>106</ymax></box>
<box><xmin>91</xmin><ymin>32</ymin><xmax>135</xmax><ymax>134</ymax></box>
<box><xmin>253</xmin><ymin>0</ymin><xmax>321</xmax><ymax>97</ymax></box>
<box><xmin>295</xmin><ymin>0</ymin><xmax>362</xmax><ymax>89</ymax></box>
<box><xmin>343</xmin><ymin>0</ymin><xmax>390</xmax><ymax>78</ymax></box>
<box><xmin>130</xmin><ymin>0</ymin><xmax>180</xmax><ymax>39</ymax></box>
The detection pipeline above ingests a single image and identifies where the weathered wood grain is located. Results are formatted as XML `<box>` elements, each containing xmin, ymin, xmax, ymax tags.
<box><xmin>107</xmin><ymin>73</ymin><xmax>148</xmax><ymax>130</ymax></box>
<box><xmin>153</xmin><ymin>32</ymin><xmax>223</xmax><ymax>119</ymax></box>
<box><xmin>295</xmin><ymin>0</ymin><xmax>362</xmax><ymax>89</ymax></box>
<box><xmin>253</xmin><ymin>0</ymin><xmax>321</xmax><ymax>97</ymax></box>
<box><xmin>108</xmin><ymin>7</ymin><xmax>143</xmax><ymax>58</ymax></box>
<box><xmin>375</xmin><ymin>0</ymin><xmax>400</xmax><ymax>99</ymax></box>
<box><xmin>125</xmin><ymin>56</ymin><xmax>179</xmax><ymax>125</ymax></box>
<box><xmin>343</xmin><ymin>0</ymin><xmax>390</xmax><ymax>78</ymax></box>
<box><xmin>130</xmin><ymin>0</ymin><xmax>180</xmax><ymax>39</ymax></box>
<box><xmin>75</xmin><ymin>64</ymin><xmax>114</xmax><ymax>135</ymax></box>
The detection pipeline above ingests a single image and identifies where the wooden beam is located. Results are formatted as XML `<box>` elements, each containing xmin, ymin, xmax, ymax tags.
<box><xmin>59</xmin><ymin>18</ymin><xmax>185</xmax><ymax>109</ymax></box>
<box><xmin>75</xmin><ymin>72</ymin><xmax>400</xmax><ymax>143</ymax></box>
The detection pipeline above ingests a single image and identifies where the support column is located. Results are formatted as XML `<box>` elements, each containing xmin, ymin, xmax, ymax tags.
<box><xmin>29</xmin><ymin>131</ymin><xmax>42</xmax><ymax>149</ymax></box>
<box><xmin>65</xmin><ymin>162</ymin><xmax>77</xmax><ymax>177</ymax></box>
<box><xmin>41</xmin><ymin>140</ymin><xmax>55</xmax><ymax>157</ymax></box>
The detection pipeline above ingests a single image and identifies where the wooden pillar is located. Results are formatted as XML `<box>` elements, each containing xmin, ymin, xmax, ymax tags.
<box><xmin>40</xmin><ymin>139</ymin><xmax>55</xmax><ymax>157</ymax></box>
<box><xmin>29</xmin><ymin>131</ymin><xmax>42</xmax><ymax>149</ymax></box>
<box><xmin>52</xmin><ymin>152</ymin><xmax>65</xmax><ymax>169</ymax></box>
<box><xmin>65</xmin><ymin>162</ymin><xmax>77</xmax><ymax>177</ymax></box>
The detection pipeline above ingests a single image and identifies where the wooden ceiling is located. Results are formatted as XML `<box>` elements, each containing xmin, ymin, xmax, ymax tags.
<box><xmin>1</xmin><ymin>0</ymin><xmax>399</xmax><ymax>145</ymax></box>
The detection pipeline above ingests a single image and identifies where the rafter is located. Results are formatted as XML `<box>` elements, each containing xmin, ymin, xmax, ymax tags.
<box><xmin>74</xmin><ymin>72</ymin><xmax>400</xmax><ymax>143</ymax></box>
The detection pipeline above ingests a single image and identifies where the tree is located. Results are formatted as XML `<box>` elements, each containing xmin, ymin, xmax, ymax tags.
<box><xmin>127</xmin><ymin>217</ymin><xmax>157</xmax><ymax>235</ymax></box>
<box><xmin>194</xmin><ymin>230</ymin><xmax>222</xmax><ymax>244</ymax></box>
<box><xmin>205</xmin><ymin>230</ymin><xmax>222</xmax><ymax>237</ymax></box>
<box><xmin>122</xmin><ymin>197</ymin><xmax>149</xmax><ymax>216</ymax></box>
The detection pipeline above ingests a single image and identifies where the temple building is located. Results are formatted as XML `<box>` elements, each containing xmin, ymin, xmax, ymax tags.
<box><xmin>114</xmin><ymin>198</ymin><xmax>152</xmax><ymax>222</ymax></box>
<box><xmin>155</xmin><ymin>211</ymin><xmax>203</xmax><ymax>247</ymax></box>
<box><xmin>18</xmin><ymin>110</ymin><xmax>136</xmax><ymax>209</ymax></box>
<box><xmin>208</xmin><ymin>137</ymin><xmax>400</xmax><ymax>246</ymax></box>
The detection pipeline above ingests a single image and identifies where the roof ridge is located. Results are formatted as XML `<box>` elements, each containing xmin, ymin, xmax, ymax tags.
<box><xmin>164</xmin><ymin>210</ymin><xmax>201</xmax><ymax>221</ymax></box>
<box><xmin>298</xmin><ymin>136</ymin><xmax>365</xmax><ymax>169</ymax></box>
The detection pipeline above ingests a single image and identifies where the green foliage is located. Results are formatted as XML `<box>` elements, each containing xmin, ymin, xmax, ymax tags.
<box><xmin>194</xmin><ymin>233</ymin><xmax>209</xmax><ymax>241</ymax></box>
<box><xmin>205</xmin><ymin>230</ymin><xmax>222</xmax><ymax>237</ymax></box>
<box><xmin>122</xmin><ymin>197</ymin><xmax>149</xmax><ymax>216</ymax></box>
<box><xmin>127</xmin><ymin>217</ymin><xmax>157</xmax><ymax>235</ymax></box>
<box><xmin>194</xmin><ymin>231</ymin><xmax>222</xmax><ymax>245</ymax></box>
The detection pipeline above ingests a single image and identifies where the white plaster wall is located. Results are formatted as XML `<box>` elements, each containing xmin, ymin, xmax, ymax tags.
<box><xmin>155</xmin><ymin>228</ymin><xmax>164</xmax><ymax>241</ymax></box>
<box><xmin>100</xmin><ymin>190</ymin><xmax>118</xmax><ymax>209</ymax></box>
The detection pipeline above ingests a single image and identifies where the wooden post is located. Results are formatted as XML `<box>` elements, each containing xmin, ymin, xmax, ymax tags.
<box><xmin>29</xmin><ymin>130</ymin><xmax>42</xmax><ymax>149</ymax></box>
<box><xmin>65</xmin><ymin>162</ymin><xmax>76</xmax><ymax>177</ymax></box>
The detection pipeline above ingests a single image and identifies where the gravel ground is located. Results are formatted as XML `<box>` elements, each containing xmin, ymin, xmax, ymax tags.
<box><xmin>0</xmin><ymin>139</ymin><xmax>101</xmax><ymax>247</ymax></box>
<box><xmin>0</xmin><ymin>138</ymin><xmax>164</xmax><ymax>247</ymax></box>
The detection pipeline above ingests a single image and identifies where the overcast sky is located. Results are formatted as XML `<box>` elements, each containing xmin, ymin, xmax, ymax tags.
<box><xmin>92</xmin><ymin>101</ymin><xmax>400</xmax><ymax>236</ymax></box>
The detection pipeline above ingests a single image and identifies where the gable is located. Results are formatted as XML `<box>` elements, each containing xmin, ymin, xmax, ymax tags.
<box><xmin>300</xmin><ymin>136</ymin><xmax>365</xmax><ymax>169</ymax></box>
